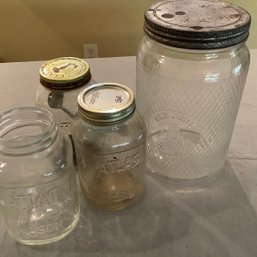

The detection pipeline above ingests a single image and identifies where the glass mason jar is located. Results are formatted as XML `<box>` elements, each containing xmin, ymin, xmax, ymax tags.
<box><xmin>36</xmin><ymin>57</ymin><xmax>95</xmax><ymax>135</ymax></box>
<box><xmin>0</xmin><ymin>107</ymin><xmax>79</xmax><ymax>245</ymax></box>
<box><xmin>136</xmin><ymin>0</ymin><xmax>251</xmax><ymax>180</ymax></box>
<box><xmin>72</xmin><ymin>83</ymin><xmax>147</xmax><ymax>211</ymax></box>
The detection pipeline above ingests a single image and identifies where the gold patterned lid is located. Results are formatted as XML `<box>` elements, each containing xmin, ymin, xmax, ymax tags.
<box><xmin>39</xmin><ymin>57</ymin><xmax>91</xmax><ymax>90</ymax></box>
<box><xmin>78</xmin><ymin>82</ymin><xmax>135</xmax><ymax>124</ymax></box>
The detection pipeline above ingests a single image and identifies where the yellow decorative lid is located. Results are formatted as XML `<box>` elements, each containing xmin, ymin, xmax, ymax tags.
<box><xmin>39</xmin><ymin>57</ymin><xmax>91</xmax><ymax>90</ymax></box>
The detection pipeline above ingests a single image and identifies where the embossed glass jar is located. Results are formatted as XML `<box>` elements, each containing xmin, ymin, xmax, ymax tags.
<box><xmin>0</xmin><ymin>107</ymin><xmax>79</xmax><ymax>245</ymax></box>
<box><xmin>72</xmin><ymin>83</ymin><xmax>146</xmax><ymax>211</ymax></box>
<box><xmin>36</xmin><ymin>57</ymin><xmax>95</xmax><ymax>135</ymax></box>
<box><xmin>136</xmin><ymin>0</ymin><xmax>251</xmax><ymax>180</ymax></box>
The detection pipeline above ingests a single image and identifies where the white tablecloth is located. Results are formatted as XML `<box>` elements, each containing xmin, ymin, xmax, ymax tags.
<box><xmin>1</xmin><ymin>51</ymin><xmax>257</xmax><ymax>257</ymax></box>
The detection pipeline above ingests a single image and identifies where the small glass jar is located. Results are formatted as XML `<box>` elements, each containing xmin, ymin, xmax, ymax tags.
<box><xmin>0</xmin><ymin>107</ymin><xmax>79</xmax><ymax>245</ymax></box>
<box><xmin>36</xmin><ymin>57</ymin><xmax>95</xmax><ymax>135</ymax></box>
<box><xmin>136</xmin><ymin>0</ymin><xmax>251</xmax><ymax>180</ymax></box>
<box><xmin>72</xmin><ymin>83</ymin><xmax>147</xmax><ymax>211</ymax></box>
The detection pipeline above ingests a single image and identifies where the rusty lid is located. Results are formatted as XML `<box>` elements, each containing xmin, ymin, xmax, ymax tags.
<box><xmin>144</xmin><ymin>0</ymin><xmax>251</xmax><ymax>49</ymax></box>
<box><xmin>40</xmin><ymin>57</ymin><xmax>92</xmax><ymax>90</ymax></box>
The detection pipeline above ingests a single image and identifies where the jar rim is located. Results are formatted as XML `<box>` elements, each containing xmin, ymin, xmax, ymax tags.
<box><xmin>0</xmin><ymin>107</ymin><xmax>57</xmax><ymax>155</ymax></box>
<box><xmin>144</xmin><ymin>34</ymin><xmax>247</xmax><ymax>54</ymax></box>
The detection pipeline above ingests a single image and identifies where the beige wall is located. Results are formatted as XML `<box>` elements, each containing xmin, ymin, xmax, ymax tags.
<box><xmin>0</xmin><ymin>0</ymin><xmax>256</xmax><ymax>62</ymax></box>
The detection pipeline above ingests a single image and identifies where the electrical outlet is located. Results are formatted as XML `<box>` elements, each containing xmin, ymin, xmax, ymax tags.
<box><xmin>83</xmin><ymin>43</ymin><xmax>99</xmax><ymax>58</ymax></box>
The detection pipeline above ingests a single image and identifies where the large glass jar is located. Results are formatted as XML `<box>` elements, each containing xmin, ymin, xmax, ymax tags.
<box><xmin>36</xmin><ymin>57</ymin><xmax>95</xmax><ymax>135</ymax></box>
<box><xmin>136</xmin><ymin>0</ymin><xmax>251</xmax><ymax>180</ymax></box>
<box><xmin>0</xmin><ymin>107</ymin><xmax>79</xmax><ymax>245</ymax></box>
<box><xmin>72</xmin><ymin>83</ymin><xmax>147</xmax><ymax>211</ymax></box>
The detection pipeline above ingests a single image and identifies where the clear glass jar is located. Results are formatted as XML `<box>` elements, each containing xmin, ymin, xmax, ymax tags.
<box><xmin>136</xmin><ymin>0</ymin><xmax>251</xmax><ymax>180</ymax></box>
<box><xmin>36</xmin><ymin>57</ymin><xmax>95</xmax><ymax>135</ymax></box>
<box><xmin>72</xmin><ymin>83</ymin><xmax>146</xmax><ymax>211</ymax></box>
<box><xmin>0</xmin><ymin>107</ymin><xmax>79</xmax><ymax>245</ymax></box>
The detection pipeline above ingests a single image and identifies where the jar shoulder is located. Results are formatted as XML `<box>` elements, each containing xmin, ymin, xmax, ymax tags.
<box><xmin>137</xmin><ymin>37</ymin><xmax>250</xmax><ymax>81</ymax></box>
<box><xmin>138</xmin><ymin>36</ymin><xmax>250</xmax><ymax>61</ymax></box>
<box><xmin>72</xmin><ymin>112</ymin><xmax>146</xmax><ymax>151</ymax></box>
<box><xmin>36</xmin><ymin>79</ymin><xmax>96</xmax><ymax>106</ymax></box>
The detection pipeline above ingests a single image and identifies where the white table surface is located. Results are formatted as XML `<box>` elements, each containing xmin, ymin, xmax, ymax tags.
<box><xmin>1</xmin><ymin>51</ymin><xmax>257</xmax><ymax>257</ymax></box>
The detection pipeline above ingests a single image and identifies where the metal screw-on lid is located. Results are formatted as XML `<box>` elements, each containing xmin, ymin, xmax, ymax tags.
<box><xmin>78</xmin><ymin>83</ymin><xmax>135</xmax><ymax>124</ymax></box>
<box><xmin>144</xmin><ymin>0</ymin><xmax>251</xmax><ymax>49</ymax></box>
<box><xmin>40</xmin><ymin>57</ymin><xmax>92</xmax><ymax>90</ymax></box>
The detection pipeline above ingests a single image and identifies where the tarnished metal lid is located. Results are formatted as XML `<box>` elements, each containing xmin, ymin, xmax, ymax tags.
<box><xmin>78</xmin><ymin>83</ymin><xmax>135</xmax><ymax>124</ymax></box>
<box><xmin>144</xmin><ymin>0</ymin><xmax>251</xmax><ymax>49</ymax></box>
<box><xmin>40</xmin><ymin>57</ymin><xmax>92</xmax><ymax>90</ymax></box>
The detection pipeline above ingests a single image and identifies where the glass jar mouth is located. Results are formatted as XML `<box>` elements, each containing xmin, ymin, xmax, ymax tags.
<box><xmin>0</xmin><ymin>107</ymin><xmax>57</xmax><ymax>155</ymax></box>
<box><xmin>145</xmin><ymin>34</ymin><xmax>246</xmax><ymax>54</ymax></box>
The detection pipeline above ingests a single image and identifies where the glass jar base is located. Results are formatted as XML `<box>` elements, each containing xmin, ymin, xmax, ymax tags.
<box><xmin>8</xmin><ymin>212</ymin><xmax>80</xmax><ymax>246</ymax></box>
<box><xmin>82</xmin><ymin>188</ymin><xmax>145</xmax><ymax>211</ymax></box>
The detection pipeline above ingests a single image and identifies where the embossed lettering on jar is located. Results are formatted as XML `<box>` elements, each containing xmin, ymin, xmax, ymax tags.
<box><xmin>136</xmin><ymin>0</ymin><xmax>251</xmax><ymax>180</ymax></box>
<box><xmin>0</xmin><ymin>107</ymin><xmax>79</xmax><ymax>245</ymax></box>
<box><xmin>72</xmin><ymin>83</ymin><xmax>147</xmax><ymax>211</ymax></box>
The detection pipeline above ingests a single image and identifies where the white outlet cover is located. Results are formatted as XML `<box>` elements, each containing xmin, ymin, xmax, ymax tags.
<box><xmin>83</xmin><ymin>43</ymin><xmax>99</xmax><ymax>58</ymax></box>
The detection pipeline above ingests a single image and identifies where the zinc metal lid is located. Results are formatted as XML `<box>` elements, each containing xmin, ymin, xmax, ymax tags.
<box><xmin>78</xmin><ymin>83</ymin><xmax>135</xmax><ymax>124</ymax></box>
<box><xmin>144</xmin><ymin>0</ymin><xmax>251</xmax><ymax>49</ymax></box>
<box><xmin>39</xmin><ymin>57</ymin><xmax>92</xmax><ymax>90</ymax></box>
